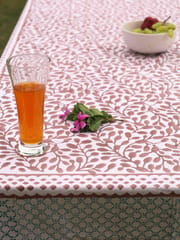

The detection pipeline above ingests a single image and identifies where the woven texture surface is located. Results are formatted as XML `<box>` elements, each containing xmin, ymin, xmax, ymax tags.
<box><xmin>0</xmin><ymin>197</ymin><xmax>179</xmax><ymax>240</ymax></box>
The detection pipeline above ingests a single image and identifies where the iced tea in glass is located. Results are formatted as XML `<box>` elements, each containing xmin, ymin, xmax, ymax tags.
<box><xmin>7</xmin><ymin>54</ymin><xmax>50</xmax><ymax>156</ymax></box>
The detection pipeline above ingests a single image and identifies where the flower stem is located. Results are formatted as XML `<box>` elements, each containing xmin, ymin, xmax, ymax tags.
<box><xmin>109</xmin><ymin>118</ymin><xmax>124</xmax><ymax>123</ymax></box>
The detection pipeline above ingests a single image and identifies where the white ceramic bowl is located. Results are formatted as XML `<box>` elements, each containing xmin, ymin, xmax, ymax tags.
<box><xmin>122</xmin><ymin>21</ymin><xmax>176</xmax><ymax>54</ymax></box>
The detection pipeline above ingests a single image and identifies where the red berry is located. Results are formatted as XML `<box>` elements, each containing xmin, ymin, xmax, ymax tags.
<box><xmin>141</xmin><ymin>17</ymin><xmax>159</xmax><ymax>30</ymax></box>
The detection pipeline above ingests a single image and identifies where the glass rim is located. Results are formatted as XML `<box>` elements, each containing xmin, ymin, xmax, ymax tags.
<box><xmin>6</xmin><ymin>53</ymin><xmax>51</xmax><ymax>67</ymax></box>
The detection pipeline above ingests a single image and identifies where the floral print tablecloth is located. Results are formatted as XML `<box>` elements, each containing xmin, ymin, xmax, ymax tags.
<box><xmin>0</xmin><ymin>0</ymin><xmax>180</xmax><ymax>238</ymax></box>
<box><xmin>0</xmin><ymin>0</ymin><xmax>179</xmax><ymax>198</ymax></box>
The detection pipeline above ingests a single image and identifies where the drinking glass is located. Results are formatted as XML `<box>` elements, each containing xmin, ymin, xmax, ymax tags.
<box><xmin>7</xmin><ymin>54</ymin><xmax>50</xmax><ymax>156</ymax></box>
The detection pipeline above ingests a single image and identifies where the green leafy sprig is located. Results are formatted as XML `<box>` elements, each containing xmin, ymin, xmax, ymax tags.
<box><xmin>59</xmin><ymin>103</ymin><xmax>122</xmax><ymax>132</ymax></box>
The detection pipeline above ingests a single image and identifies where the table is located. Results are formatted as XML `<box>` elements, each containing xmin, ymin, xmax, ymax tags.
<box><xmin>0</xmin><ymin>0</ymin><xmax>179</xmax><ymax>239</ymax></box>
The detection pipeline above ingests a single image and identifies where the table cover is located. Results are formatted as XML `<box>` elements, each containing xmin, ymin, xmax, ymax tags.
<box><xmin>0</xmin><ymin>0</ymin><xmax>179</xmax><ymax>198</ymax></box>
<box><xmin>0</xmin><ymin>0</ymin><xmax>180</xmax><ymax>239</ymax></box>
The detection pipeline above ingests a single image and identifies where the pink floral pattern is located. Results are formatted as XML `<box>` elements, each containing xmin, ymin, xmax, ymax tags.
<box><xmin>0</xmin><ymin>0</ymin><xmax>179</xmax><ymax>197</ymax></box>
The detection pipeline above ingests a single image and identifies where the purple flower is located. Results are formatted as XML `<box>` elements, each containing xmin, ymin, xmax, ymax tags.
<box><xmin>70</xmin><ymin>112</ymin><xmax>88</xmax><ymax>132</ymax></box>
<box><xmin>59</xmin><ymin>106</ymin><xmax>70</xmax><ymax>121</ymax></box>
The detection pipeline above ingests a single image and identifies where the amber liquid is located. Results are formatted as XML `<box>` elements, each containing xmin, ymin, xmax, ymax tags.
<box><xmin>14</xmin><ymin>82</ymin><xmax>45</xmax><ymax>144</ymax></box>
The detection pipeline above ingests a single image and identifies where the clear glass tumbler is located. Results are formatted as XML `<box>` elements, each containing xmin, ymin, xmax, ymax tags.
<box><xmin>7</xmin><ymin>54</ymin><xmax>50</xmax><ymax>156</ymax></box>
